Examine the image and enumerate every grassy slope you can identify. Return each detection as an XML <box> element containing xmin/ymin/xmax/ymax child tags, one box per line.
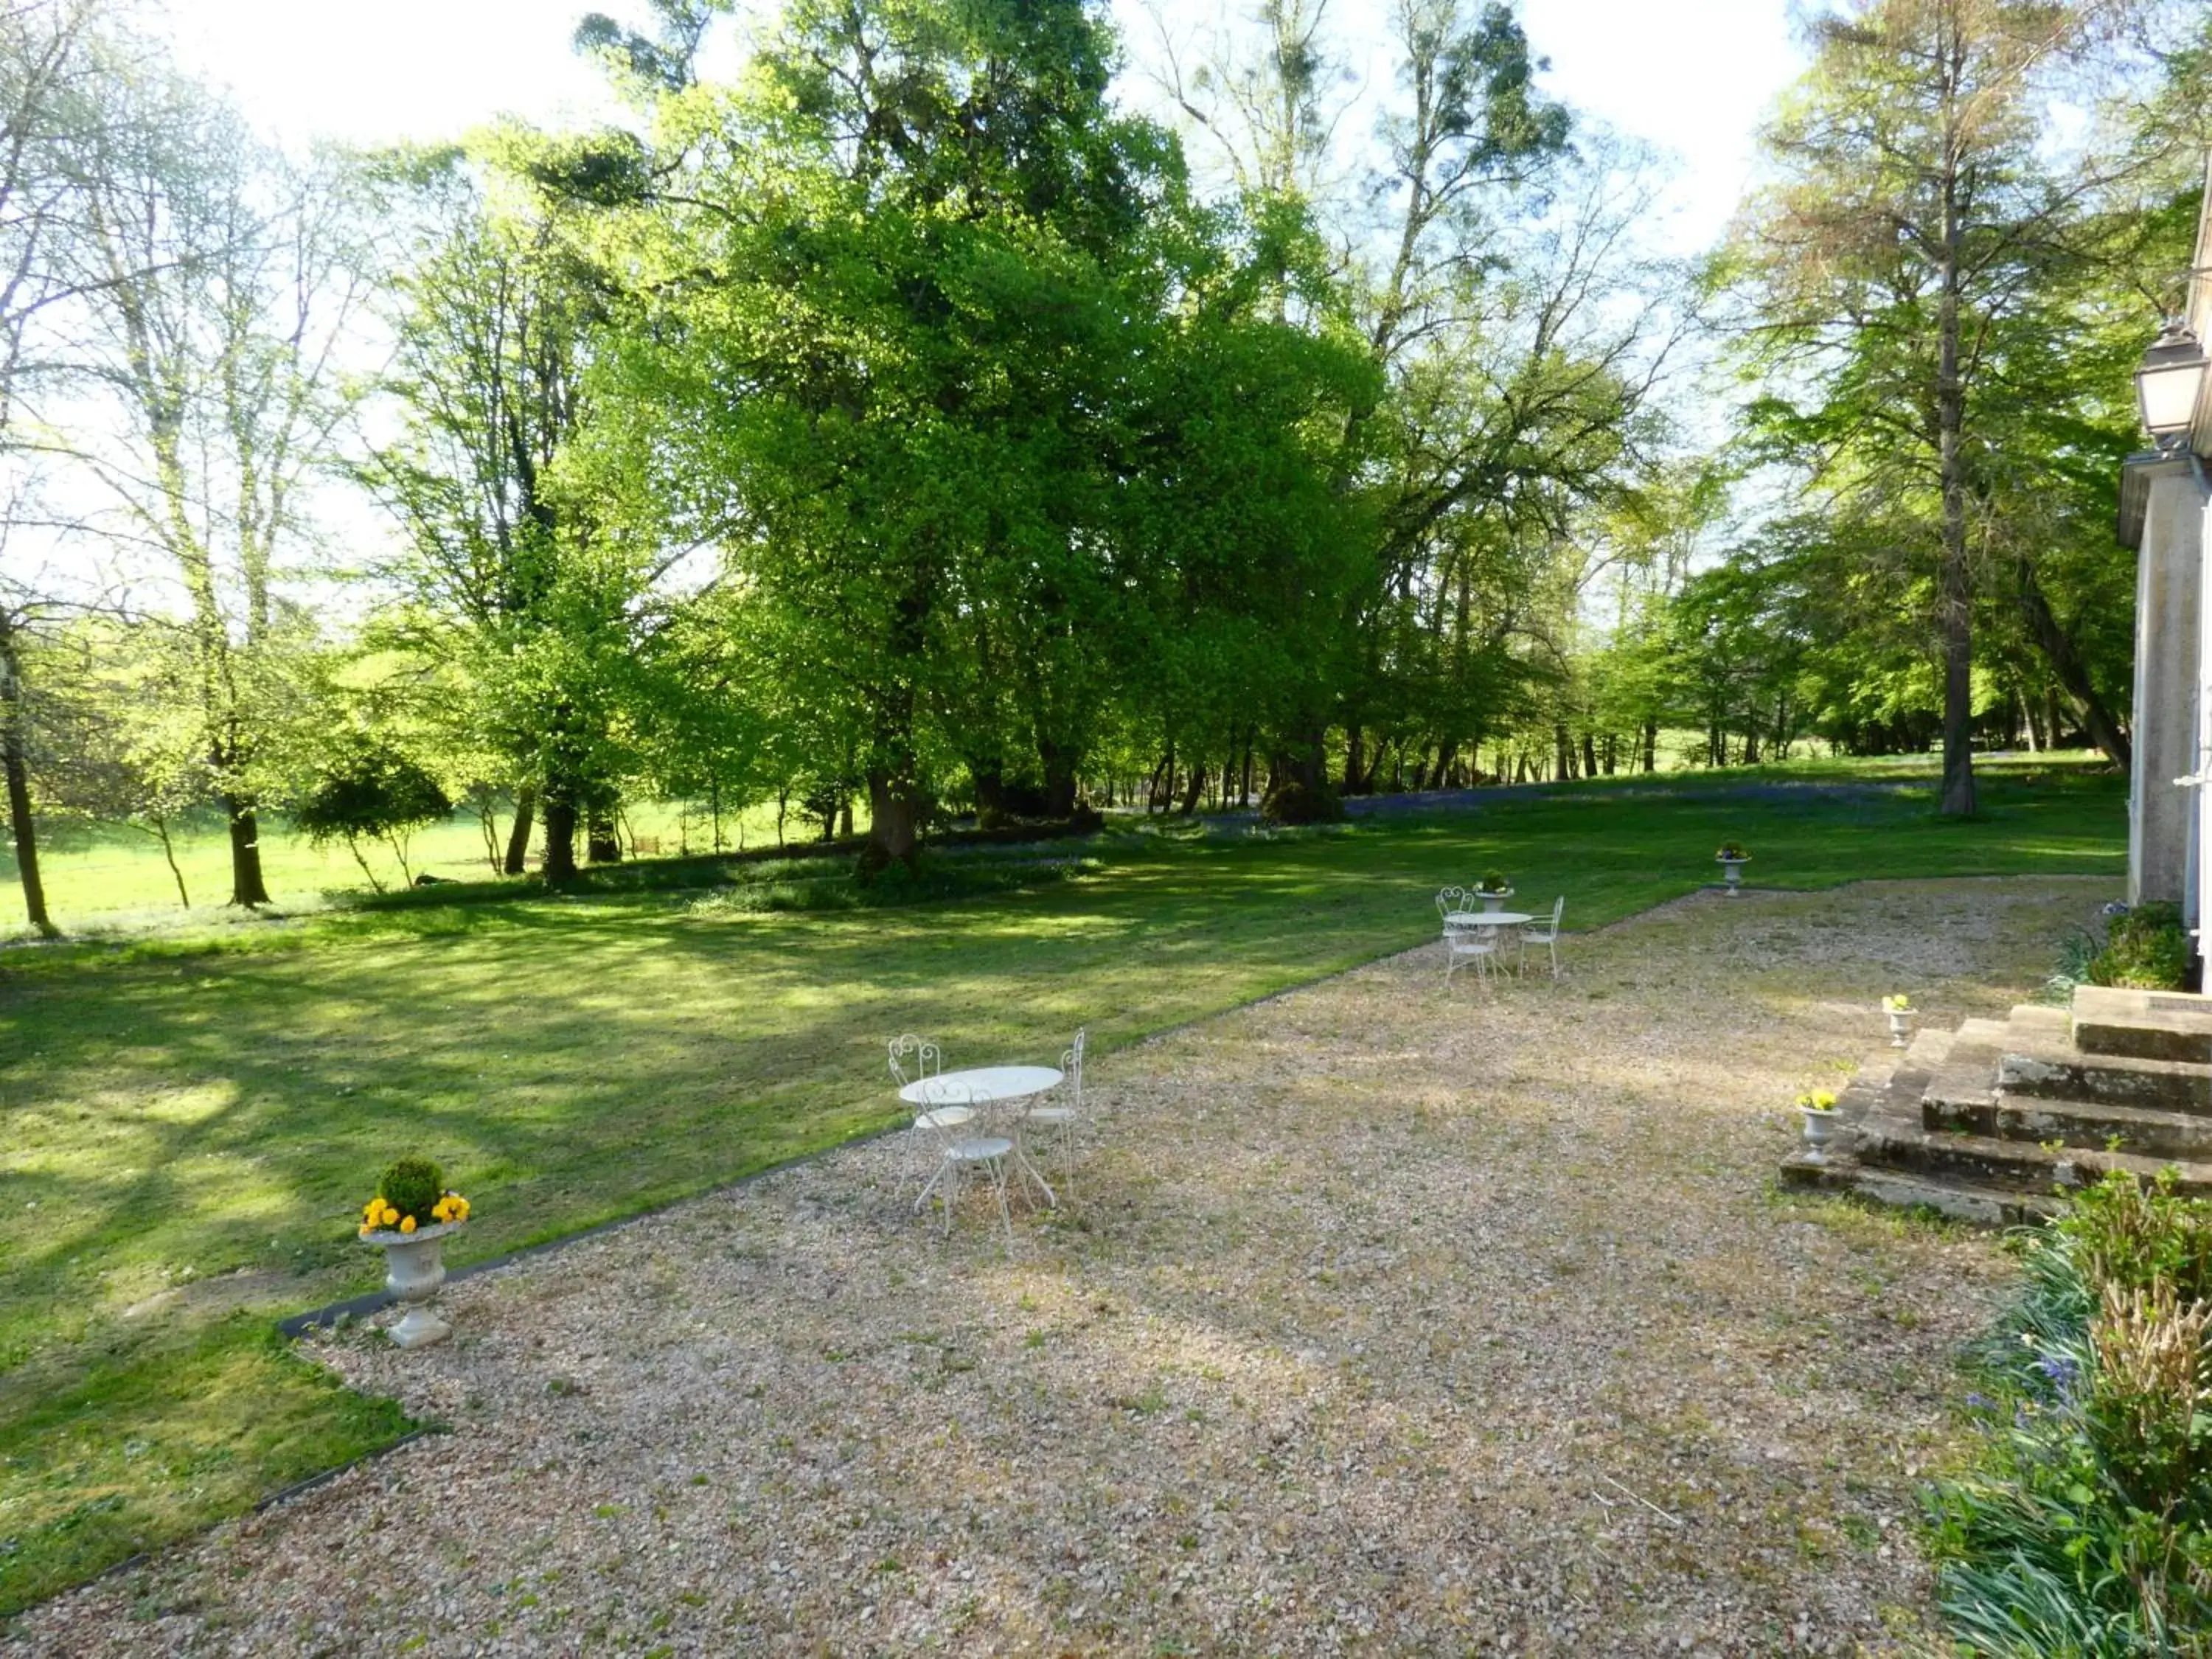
<box><xmin>0</xmin><ymin>762</ymin><xmax>2124</xmax><ymax>1615</ymax></box>
<box><xmin>0</xmin><ymin>796</ymin><xmax>799</xmax><ymax>935</ymax></box>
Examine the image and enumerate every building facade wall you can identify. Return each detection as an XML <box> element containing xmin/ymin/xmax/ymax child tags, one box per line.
<box><xmin>2130</xmin><ymin>459</ymin><xmax>2205</xmax><ymax>915</ymax></box>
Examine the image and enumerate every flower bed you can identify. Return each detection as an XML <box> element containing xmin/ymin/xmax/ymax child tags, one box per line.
<box><xmin>1923</xmin><ymin>1171</ymin><xmax>2212</xmax><ymax>1652</ymax></box>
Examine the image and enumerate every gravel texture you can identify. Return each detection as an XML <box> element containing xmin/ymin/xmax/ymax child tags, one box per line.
<box><xmin>4</xmin><ymin>877</ymin><xmax>2112</xmax><ymax>1656</ymax></box>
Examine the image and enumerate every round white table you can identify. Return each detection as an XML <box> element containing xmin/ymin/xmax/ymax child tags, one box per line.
<box><xmin>900</xmin><ymin>1065</ymin><xmax>1064</xmax><ymax>1208</ymax></box>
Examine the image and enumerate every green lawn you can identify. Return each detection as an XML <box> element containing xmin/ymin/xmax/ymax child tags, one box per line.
<box><xmin>0</xmin><ymin>760</ymin><xmax>2125</xmax><ymax>1615</ymax></box>
<box><xmin>0</xmin><ymin>796</ymin><xmax>804</xmax><ymax>936</ymax></box>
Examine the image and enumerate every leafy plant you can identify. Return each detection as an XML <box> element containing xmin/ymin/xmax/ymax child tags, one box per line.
<box><xmin>2058</xmin><ymin>1169</ymin><xmax>2212</xmax><ymax>1307</ymax></box>
<box><xmin>2093</xmin><ymin>902</ymin><xmax>2190</xmax><ymax>992</ymax></box>
<box><xmin>1717</xmin><ymin>842</ymin><xmax>1748</xmax><ymax>860</ymax></box>
<box><xmin>1475</xmin><ymin>869</ymin><xmax>1510</xmax><ymax>894</ymax></box>
<box><xmin>1927</xmin><ymin>1173</ymin><xmax>2212</xmax><ymax>1653</ymax></box>
<box><xmin>292</xmin><ymin>742</ymin><xmax>453</xmax><ymax>893</ymax></box>
<box><xmin>2053</xmin><ymin>903</ymin><xmax>2191</xmax><ymax>998</ymax></box>
<box><xmin>373</xmin><ymin>1158</ymin><xmax>447</xmax><ymax>1232</ymax></box>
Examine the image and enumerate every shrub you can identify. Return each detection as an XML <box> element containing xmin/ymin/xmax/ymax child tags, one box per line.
<box><xmin>292</xmin><ymin>741</ymin><xmax>453</xmax><ymax>892</ymax></box>
<box><xmin>376</xmin><ymin>1158</ymin><xmax>445</xmax><ymax>1229</ymax></box>
<box><xmin>2093</xmin><ymin>902</ymin><xmax>2191</xmax><ymax>992</ymax></box>
<box><xmin>2059</xmin><ymin>1168</ymin><xmax>2212</xmax><ymax>1307</ymax></box>
<box><xmin>1926</xmin><ymin>1172</ymin><xmax>2212</xmax><ymax>1654</ymax></box>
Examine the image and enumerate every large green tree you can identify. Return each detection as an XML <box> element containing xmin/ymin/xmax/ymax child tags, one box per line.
<box><xmin>1733</xmin><ymin>0</ymin><xmax>2187</xmax><ymax>810</ymax></box>
<box><xmin>56</xmin><ymin>69</ymin><xmax>369</xmax><ymax>903</ymax></box>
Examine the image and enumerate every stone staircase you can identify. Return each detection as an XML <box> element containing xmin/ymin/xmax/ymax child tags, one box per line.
<box><xmin>1781</xmin><ymin>987</ymin><xmax>2212</xmax><ymax>1224</ymax></box>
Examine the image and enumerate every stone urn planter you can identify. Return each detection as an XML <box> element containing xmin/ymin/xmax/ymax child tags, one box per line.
<box><xmin>1795</xmin><ymin>1092</ymin><xmax>1840</xmax><ymax>1159</ymax></box>
<box><xmin>362</xmin><ymin>1221</ymin><xmax>462</xmax><ymax>1348</ymax></box>
<box><xmin>1883</xmin><ymin>997</ymin><xmax>1914</xmax><ymax>1048</ymax></box>
<box><xmin>358</xmin><ymin>1159</ymin><xmax>470</xmax><ymax>1350</ymax></box>
<box><xmin>1716</xmin><ymin>851</ymin><xmax>1750</xmax><ymax>895</ymax></box>
<box><xmin>1474</xmin><ymin>886</ymin><xmax>1514</xmax><ymax>914</ymax></box>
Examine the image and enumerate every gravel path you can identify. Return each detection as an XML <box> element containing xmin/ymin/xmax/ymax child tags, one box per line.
<box><xmin>5</xmin><ymin>877</ymin><xmax>2111</xmax><ymax>1657</ymax></box>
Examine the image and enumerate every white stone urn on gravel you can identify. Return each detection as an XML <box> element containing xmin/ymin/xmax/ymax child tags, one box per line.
<box><xmin>1715</xmin><ymin>849</ymin><xmax>1750</xmax><ymax>896</ymax></box>
<box><xmin>1795</xmin><ymin>1091</ymin><xmax>1840</xmax><ymax>1158</ymax></box>
<box><xmin>361</xmin><ymin>1222</ymin><xmax>462</xmax><ymax>1349</ymax></box>
<box><xmin>1882</xmin><ymin>995</ymin><xmax>1915</xmax><ymax>1048</ymax></box>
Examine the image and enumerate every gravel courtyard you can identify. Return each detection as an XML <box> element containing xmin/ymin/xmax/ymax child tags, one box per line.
<box><xmin>6</xmin><ymin>877</ymin><xmax>2111</xmax><ymax>1657</ymax></box>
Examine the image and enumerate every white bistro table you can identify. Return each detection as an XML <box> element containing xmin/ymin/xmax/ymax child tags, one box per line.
<box><xmin>1442</xmin><ymin>911</ymin><xmax>1533</xmax><ymax>975</ymax></box>
<box><xmin>900</xmin><ymin>1065</ymin><xmax>1064</xmax><ymax>1209</ymax></box>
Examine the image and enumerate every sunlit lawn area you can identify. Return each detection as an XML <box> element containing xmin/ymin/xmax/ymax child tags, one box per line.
<box><xmin>0</xmin><ymin>759</ymin><xmax>2124</xmax><ymax>1615</ymax></box>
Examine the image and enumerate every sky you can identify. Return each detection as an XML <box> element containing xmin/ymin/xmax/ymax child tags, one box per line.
<box><xmin>167</xmin><ymin>0</ymin><xmax>1809</xmax><ymax>255</ymax></box>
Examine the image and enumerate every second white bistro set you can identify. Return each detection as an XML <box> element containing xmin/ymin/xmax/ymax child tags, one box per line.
<box><xmin>1435</xmin><ymin>885</ymin><xmax>1565</xmax><ymax>986</ymax></box>
<box><xmin>886</xmin><ymin>1029</ymin><xmax>1086</xmax><ymax>1248</ymax></box>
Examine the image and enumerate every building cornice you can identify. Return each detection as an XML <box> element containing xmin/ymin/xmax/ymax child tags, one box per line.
<box><xmin>2118</xmin><ymin>450</ymin><xmax>2208</xmax><ymax>549</ymax></box>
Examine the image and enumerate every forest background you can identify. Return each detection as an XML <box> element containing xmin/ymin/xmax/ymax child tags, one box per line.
<box><xmin>2</xmin><ymin>0</ymin><xmax>2209</xmax><ymax>933</ymax></box>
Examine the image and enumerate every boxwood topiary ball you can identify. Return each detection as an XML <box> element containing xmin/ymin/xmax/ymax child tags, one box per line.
<box><xmin>378</xmin><ymin>1157</ymin><xmax>445</xmax><ymax>1227</ymax></box>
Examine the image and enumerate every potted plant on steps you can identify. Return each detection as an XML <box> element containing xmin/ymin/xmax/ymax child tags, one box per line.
<box><xmin>1882</xmin><ymin>994</ymin><xmax>1914</xmax><ymax>1048</ymax></box>
<box><xmin>1473</xmin><ymin>871</ymin><xmax>1514</xmax><ymax>914</ymax></box>
<box><xmin>359</xmin><ymin>1157</ymin><xmax>470</xmax><ymax>1349</ymax></box>
<box><xmin>1795</xmin><ymin>1091</ymin><xmax>1840</xmax><ymax>1157</ymax></box>
<box><xmin>1715</xmin><ymin>844</ymin><xmax>1750</xmax><ymax>895</ymax></box>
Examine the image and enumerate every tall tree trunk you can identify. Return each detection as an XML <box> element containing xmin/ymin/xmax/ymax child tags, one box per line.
<box><xmin>1554</xmin><ymin>723</ymin><xmax>1573</xmax><ymax>782</ymax></box>
<box><xmin>1581</xmin><ymin>731</ymin><xmax>1598</xmax><ymax>779</ymax></box>
<box><xmin>2015</xmin><ymin>556</ymin><xmax>2130</xmax><ymax>771</ymax></box>
<box><xmin>586</xmin><ymin>807</ymin><xmax>622</xmax><ymax>863</ymax></box>
<box><xmin>541</xmin><ymin>786</ymin><xmax>579</xmax><ymax>882</ymax></box>
<box><xmin>1341</xmin><ymin>722</ymin><xmax>1364</xmax><ymax>796</ymax></box>
<box><xmin>1179</xmin><ymin>764</ymin><xmax>1207</xmax><ymax>814</ymax></box>
<box><xmin>225</xmin><ymin>797</ymin><xmax>271</xmax><ymax>907</ymax></box>
<box><xmin>1037</xmin><ymin>737</ymin><xmax>1081</xmax><ymax>818</ymax></box>
<box><xmin>864</xmin><ymin>765</ymin><xmax>925</xmax><ymax>869</ymax></box>
<box><xmin>1642</xmin><ymin>721</ymin><xmax>1658</xmax><ymax>773</ymax></box>
<box><xmin>0</xmin><ymin>624</ymin><xmax>55</xmax><ymax>936</ymax></box>
<box><xmin>146</xmin><ymin>817</ymin><xmax>189</xmax><ymax>907</ymax></box>
<box><xmin>1934</xmin><ymin>78</ymin><xmax>1977</xmax><ymax>816</ymax></box>
<box><xmin>503</xmin><ymin>785</ymin><xmax>536</xmax><ymax>875</ymax></box>
<box><xmin>2</xmin><ymin>726</ymin><xmax>52</xmax><ymax>937</ymax></box>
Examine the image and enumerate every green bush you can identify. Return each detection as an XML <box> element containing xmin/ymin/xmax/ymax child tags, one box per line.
<box><xmin>376</xmin><ymin>1157</ymin><xmax>445</xmax><ymax>1228</ymax></box>
<box><xmin>2092</xmin><ymin>902</ymin><xmax>2191</xmax><ymax>991</ymax></box>
<box><xmin>1926</xmin><ymin>1173</ymin><xmax>2212</xmax><ymax>1655</ymax></box>
<box><xmin>2057</xmin><ymin>1167</ymin><xmax>2212</xmax><ymax>1307</ymax></box>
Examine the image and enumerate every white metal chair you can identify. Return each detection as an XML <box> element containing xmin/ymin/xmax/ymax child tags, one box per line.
<box><xmin>1020</xmin><ymin>1027</ymin><xmax>1085</xmax><ymax>1196</ymax></box>
<box><xmin>1517</xmin><ymin>896</ymin><xmax>1565</xmax><ymax>979</ymax></box>
<box><xmin>914</xmin><ymin>1079</ymin><xmax>1015</xmax><ymax>1249</ymax></box>
<box><xmin>889</xmin><ymin>1034</ymin><xmax>966</xmax><ymax>1189</ymax></box>
<box><xmin>1442</xmin><ymin>922</ymin><xmax>1498</xmax><ymax>987</ymax></box>
<box><xmin>1434</xmin><ymin>886</ymin><xmax>1473</xmax><ymax>925</ymax></box>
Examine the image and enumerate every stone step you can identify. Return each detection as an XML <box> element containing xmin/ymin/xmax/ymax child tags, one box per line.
<box><xmin>1846</xmin><ymin>1166</ymin><xmax>2062</xmax><ymax>1225</ymax></box>
<box><xmin>1927</xmin><ymin>1094</ymin><xmax>2212</xmax><ymax>1161</ymax></box>
<box><xmin>1778</xmin><ymin>1149</ymin><xmax>2059</xmax><ymax>1225</ymax></box>
<box><xmin>2073</xmin><ymin>986</ymin><xmax>2212</xmax><ymax>1064</ymax></box>
<box><xmin>1855</xmin><ymin>1114</ymin><xmax>2212</xmax><ymax>1197</ymax></box>
<box><xmin>1995</xmin><ymin>1049</ymin><xmax>2212</xmax><ymax>1116</ymax></box>
<box><xmin>2004</xmin><ymin>1003</ymin><xmax>2075</xmax><ymax>1038</ymax></box>
<box><xmin>1921</xmin><ymin>1037</ymin><xmax>2006</xmax><ymax>1113</ymax></box>
<box><xmin>1902</xmin><ymin>1026</ymin><xmax>1956</xmax><ymax>1069</ymax></box>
